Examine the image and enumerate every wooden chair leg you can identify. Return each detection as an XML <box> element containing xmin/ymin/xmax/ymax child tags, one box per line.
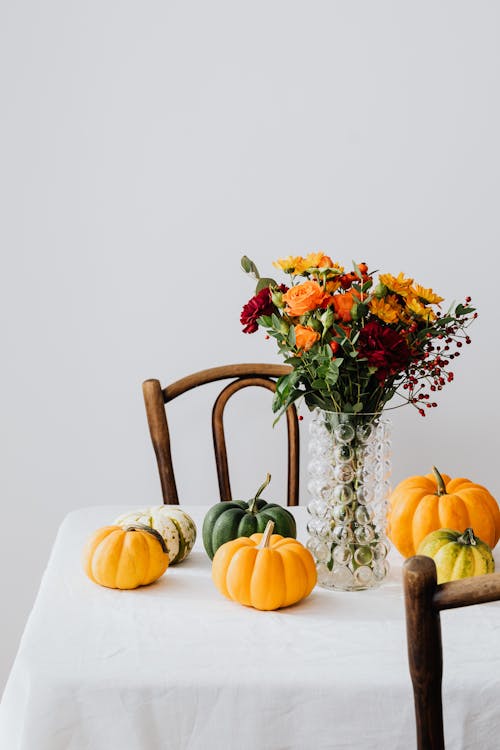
<box><xmin>403</xmin><ymin>556</ymin><xmax>445</xmax><ymax>750</ymax></box>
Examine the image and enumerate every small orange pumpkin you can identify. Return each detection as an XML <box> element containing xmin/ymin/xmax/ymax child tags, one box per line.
<box><xmin>388</xmin><ymin>467</ymin><xmax>500</xmax><ymax>558</ymax></box>
<box><xmin>83</xmin><ymin>523</ymin><xmax>169</xmax><ymax>589</ymax></box>
<box><xmin>212</xmin><ymin>520</ymin><xmax>317</xmax><ymax>610</ymax></box>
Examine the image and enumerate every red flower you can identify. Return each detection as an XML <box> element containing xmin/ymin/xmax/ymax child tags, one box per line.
<box><xmin>240</xmin><ymin>285</ymin><xmax>288</xmax><ymax>334</ymax></box>
<box><xmin>357</xmin><ymin>320</ymin><xmax>411</xmax><ymax>383</ymax></box>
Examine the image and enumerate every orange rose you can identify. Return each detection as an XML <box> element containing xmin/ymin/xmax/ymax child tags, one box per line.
<box><xmin>294</xmin><ymin>325</ymin><xmax>320</xmax><ymax>351</ymax></box>
<box><xmin>332</xmin><ymin>292</ymin><xmax>355</xmax><ymax>322</ymax></box>
<box><xmin>282</xmin><ymin>281</ymin><xmax>328</xmax><ymax>316</ymax></box>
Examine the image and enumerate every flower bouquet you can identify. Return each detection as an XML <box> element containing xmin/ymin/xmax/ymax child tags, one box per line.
<box><xmin>240</xmin><ymin>252</ymin><xmax>476</xmax><ymax>590</ymax></box>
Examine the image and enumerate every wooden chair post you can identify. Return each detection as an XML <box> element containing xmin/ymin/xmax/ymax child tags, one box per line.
<box><xmin>142</xmin><ymin>365</ymin><xmax>299</xmax><ymax>506</ymax></box>
<box><xmin>403</xmin><ymin>556</ymin><xmax>445</xmax><ymax>750</ymax></box>
<box><xmin>142</xmin><ymin>379</ymin><xmax>179</xmax><ymax>504</ymax></box>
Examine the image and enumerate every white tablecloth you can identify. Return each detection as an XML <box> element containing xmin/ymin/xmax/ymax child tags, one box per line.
<box><xmin>1</xmin><ymin>505</ymin><xmax>500</xmax><ymax>750</ymax></box>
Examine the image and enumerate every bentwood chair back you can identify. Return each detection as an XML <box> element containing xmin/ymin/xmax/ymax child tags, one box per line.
<box><xmin>403</xmin><ymin>555</ymin><xmax>500</xmax><ymax>749</ymax></box>
<box><xmin>142</xmin><ymin>363</ymin><xmax>299</xmax><ymax>505</ymax></box>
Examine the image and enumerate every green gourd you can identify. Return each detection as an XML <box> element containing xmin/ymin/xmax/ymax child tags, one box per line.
<box><xmin>417</xmin><ymin>527</ymin><xmax>495</xmax><ymax>584</ymax></box>
<box><xmin>202</xmin><ymin>474</ymin><xmax>297</xmax><ymax>560</ymax></box>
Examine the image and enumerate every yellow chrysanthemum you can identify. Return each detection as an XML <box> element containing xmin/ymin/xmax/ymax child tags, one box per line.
<box><xmin>379</xmin><ymin>272</ymin><xmax>414</xmax><ymax>297</ymax></box>
<box><xmin>273</xmin><ymin>256</ymin><xmax>304</xmax><ymax>275</ymax></box>
<box><xmin>302</xmin><ymin>252</ymin><xmax>343</xmax><ymax>272</ymax></box>
<box><xmin>369</xmin><ymin>295</ymin><xmax>403</xmax><ymax>325</ymax></box>
<box><xmin>411</xmin><ymin>283</ymin><xmax>444</xmax><ymax>305</ymax></box>
<box><xmin>302</xmin><ymin>252</ymin><xmax>327</xmax><ymax>269</ymax></box>
<box><xmin>406</xmin><ymin>296</ymin><xmax>436</xmax><ymax>321</ymax></box>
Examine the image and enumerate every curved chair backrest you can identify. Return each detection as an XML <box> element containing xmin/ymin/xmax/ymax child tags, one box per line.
<box><xmin>142</xmin><ymin>363</ymin><xmax>299</xmax><ymax>505</ymax></box>
<box><xmin>403</xmin><ymin>555</ymin><xmax>500</xmax><ymax>749</ymax></box>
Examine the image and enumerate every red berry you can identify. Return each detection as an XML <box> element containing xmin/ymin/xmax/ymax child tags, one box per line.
<box><xmin>329</xmin><ymin>341</ymin><xmax>340</xmax><ymax>354</ymax></box>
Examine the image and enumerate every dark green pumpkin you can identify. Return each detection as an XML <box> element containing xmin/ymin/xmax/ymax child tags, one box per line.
<box><xmin>202</xmin><ymin>474</ymin><xmax>297</xmax><ymax>559</ymax></box>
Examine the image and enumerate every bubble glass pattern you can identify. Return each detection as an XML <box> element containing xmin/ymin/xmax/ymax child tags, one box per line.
<box><xmin>307</xmin><ymin>409</ymin><xmax>391</xmax><ymax>591</ymax></box>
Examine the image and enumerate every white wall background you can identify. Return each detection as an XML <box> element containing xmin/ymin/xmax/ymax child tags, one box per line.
<box><xmin>1</xmin><ymin>0</ymin><xmax>498</xmax><ymax>694</ymax></box>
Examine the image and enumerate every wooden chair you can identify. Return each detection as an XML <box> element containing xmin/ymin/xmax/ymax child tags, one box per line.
<box><xmin>403</xmin><ymin>555</ymin><xmax>500</xmax><ymax>749</ymax></box>
<box><xmin>142</xmin><ymin>363</ymin><xmax>299</xmax><ymax>505</ymax></box>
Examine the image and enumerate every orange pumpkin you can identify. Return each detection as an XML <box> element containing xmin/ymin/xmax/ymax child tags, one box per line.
<box><xmin>388</xmin><ymin>467</ymin><xmax>500</xmax><ymax>557</ymax></box>
<box><xmin>212</xmin><ymin>521</ymin><xmax>317</xmax><ymax>610</ymax></box>
<box><xmin>83</xmin><ymin>523</ymin><xmax>169</xmax><ymax>589</ymax></box>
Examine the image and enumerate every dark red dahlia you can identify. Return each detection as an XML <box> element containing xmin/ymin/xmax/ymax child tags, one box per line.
<box><xmin>240</xmin><ymin>285</ymin><xmax>288</xmax><ymax>333</ymax></box>
<box><xmin>357</xmin><ymin>320</ymin><xmax>411</xmax><ymax>383</ymax></box>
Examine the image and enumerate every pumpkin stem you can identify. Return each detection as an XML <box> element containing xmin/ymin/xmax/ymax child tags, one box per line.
<box><xmin>248</xmin><ymin>473</ymin><xmax>272</xmax><ymax>513</ymax></box>
<box><xmin>457</xmin><ymin>527</ymin><xmax>477</xmax><ymax>547</ymax></box>
<box><xmin>260</xmin><ymin>520</ymin><xmax>275</xmax><ymax>549</ymax></box>
<box><xmin>125</xmin><ymin>524</ymin><xmax>168</xmax><ymax>554</ymax></box>
<box><xmin>432</xmin><ymin>466</ymin><xmax>447</xmax><ymax>496</ymax></box>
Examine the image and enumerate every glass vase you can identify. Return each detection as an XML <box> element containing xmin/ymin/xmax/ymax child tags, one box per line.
<box><xmin>306</xmin><ymin>409</ymin><xmax>392</xmax><ymax>591</ymax></box>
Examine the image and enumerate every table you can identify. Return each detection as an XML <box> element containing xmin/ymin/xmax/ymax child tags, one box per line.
<box><xmin>1</xmin><ymin>506</ymin><xmax>500</xmax><ymax>750</ymax></box>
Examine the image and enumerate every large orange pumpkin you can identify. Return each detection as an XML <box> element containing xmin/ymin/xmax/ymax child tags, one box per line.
<box><xmin>388</xmin><ymin>467</ymin><xmax>500</xmax><ymax>557</ymax></box>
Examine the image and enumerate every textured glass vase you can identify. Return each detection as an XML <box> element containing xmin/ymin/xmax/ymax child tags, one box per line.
<box><xmin>306</xmin><ymin>409</ymin><xmax>392</xmax><ymax>591</ymax></box>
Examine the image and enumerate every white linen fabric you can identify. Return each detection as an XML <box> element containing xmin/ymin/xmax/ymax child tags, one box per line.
<box><xmin>1</xmin><ymin>505</ymin><xmax>500</xmax><ymax>750</ymax></box>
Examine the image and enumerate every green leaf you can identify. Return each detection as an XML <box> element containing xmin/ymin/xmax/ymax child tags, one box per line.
<box><xmin>355</xmin><ymin>302</ymin><xmax>369</xmax><ymax>319</ymax></box>
<box><xmin>311</xmin><ymin>379</ymin><xmax>327</xmax><ymax>390</ymax></box>
<box><xmin>455</xmin><ymin>304</ymin><xmax>476</xmax><ymax>316</ymax></box>
<box><xmin>362</xmin><ymin>279</ymin><xmax>373</xmax><ymax>293</ymax></box>
<box><xmin>241</xmin><ymin>255</ymin><xmax>260</xmax><ymax>279</ymax></box>
<box><xmin>320</xmin><ymin>307</ymin><xmax>334</xmax><ymax>329</ymax></box>
<box><xmin>352</xmin><ymin>402</ymin><xmax>364</xmax><ymax>413</ymax></box>
<box><xmin>271</xmin><ymin>313</ymin><xmax>282</xmax><ymax>330</ymax></box>
<box><xmin>275</xmin><ymin>373</ymin><xmax>291</xmax><ymax>397</ymax></box>
<box><xmin>352</xmin><ymin>260</ymin><xmax>363</xmax><ymax>280</ymax></box>
<box><xmin>271</xmin><ymin>388</ymin><xmax>303</xmax><ymax>425</ymax></box>
<box><xmin>287</xmin><ymin>326</ymin><xmax>296</xmax><ymax>346</ymax></box>
<box><xmin>304</xmin><ymin>391</ymin><xmax>329</xmax><ymax>409</ymax></box>
<box><xmin>325</xmin><ymin>362</ymin><xmax>341</xmax><ymax>386</ymax></box>
<box><xmin>256</xmin><ymin>277</ymin><xmax>277</xmax><ymax>293</ymax></box>
<box><xmin>240</xmin><ymin>255</ymin><xmax>252</xmax><ymax>273</ymax></box>
<box><xmin>284</xmin><ymin>356</ymin><xmax>302</xmax><ymax>366</ymax></box>
<box><xmin>257</xmin><ymin>315</ymin><xmax>273</xmax><ymax>328</ymax></box>
<box><xmin>271</xmin><ymin>391</ymin><xmax>282</xmax><ymax>413</ymax></box>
